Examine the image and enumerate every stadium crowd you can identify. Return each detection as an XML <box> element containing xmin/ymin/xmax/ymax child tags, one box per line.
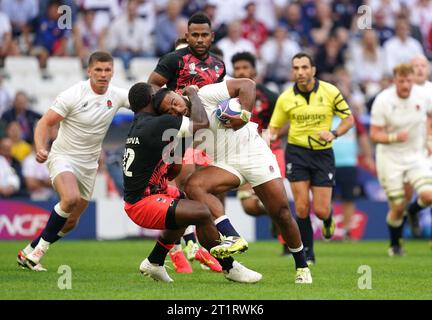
<box><xmin>0</xmin><ymin>0</ymin><xmax>431</xmax><ymax>212</ymax></box>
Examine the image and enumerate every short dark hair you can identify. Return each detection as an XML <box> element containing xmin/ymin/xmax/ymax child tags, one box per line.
<box><xmin>88</xmin><ymin>51</ymin><xmax>113</xmax><ymax>67</ymax></box>
<box><xmin>188</xmin><ymin>12</ymin><xmax>211</xmax><ymax>28</ymax></box>
<box><xmin>231</xmin><ymin>51</ymin><xmax>256</xmax><ymax>69</ymax></box>
<box><xmin>128</xmin><ymin>82</ymin><xmax>153</xmax><ymax>113</ymax></box>
<box><xmin>152</xmin><ymin>88</ymin><xmax>171</xmax><ymax>115</ymax></box>
<box><xmin>292</xmin><ymin>52</ymin><xmax>315</xmax><ymax>67</ymax></box>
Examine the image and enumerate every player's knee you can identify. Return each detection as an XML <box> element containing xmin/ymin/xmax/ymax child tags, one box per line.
<box><xmin>61</xmin><ymin>195</ymin><xmax>81</xmax><ymax>212</ymax></box>
<box><xmin>184</xmin><ymin>177</ymin><xmax>204</xmax><ymax>199</ymax></box>
<box><xmin>241</xmin><ymin>200</ymin><xmax>262</xmax><ymax>216</ymax></box>
<box><xmin>295</xmin><ymin>203</ymin><xmax>309</xmax><ymax>217</ymax></box>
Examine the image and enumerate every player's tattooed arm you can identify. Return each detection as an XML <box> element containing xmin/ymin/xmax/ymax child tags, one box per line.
<box><xmin>183</xmin><ymin>85</ymin><xmax>209</xmax><ymax>132</ymax></box>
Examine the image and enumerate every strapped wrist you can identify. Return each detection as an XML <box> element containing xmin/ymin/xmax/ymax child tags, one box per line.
<box><xmin>388</xmin><ymin>133</ymin><xmax>398</xmax><ymax>143</ymax></box>
<box><xmin>240</xmin><ymin>110</ymin><xmax>251</xmax><ymax>123</ymax></box>
<box><xmin>330</xmin><ymin>130</ymin><xmax>339</xmax><ymax>139</ymax></box>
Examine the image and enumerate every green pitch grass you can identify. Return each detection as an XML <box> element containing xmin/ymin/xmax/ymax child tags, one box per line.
<box><xmin>0</xmin><ymin>240</ymin><xmax>431</xmax><ymax>300</ymax></box>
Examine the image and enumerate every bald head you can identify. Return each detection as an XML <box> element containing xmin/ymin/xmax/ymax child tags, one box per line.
<box><xmin>411</xmin><ymin>54</ymin><xmax>431</xmax><ymax>85</ymax></box>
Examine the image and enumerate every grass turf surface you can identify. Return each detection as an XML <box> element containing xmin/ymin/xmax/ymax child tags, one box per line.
<box><xmin>0</xmin><ymin>240</ymin><xmax>431</xmax><ymax>300</ymax></box>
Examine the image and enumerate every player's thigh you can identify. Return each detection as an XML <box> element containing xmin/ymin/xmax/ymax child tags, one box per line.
<box><xmin>406</xmin><ymin>160</ymin><xmax>432</xmax><ymax>203</ymax></box>
<box><xmin>186</xmin><ymin>165</ymin><xmax>241</xmax><ymax>195</ymax></box>
<box><xmin>175</xmin><ymin>164</ymin><xmax>196</xmax><ymax>190</ymax></box>
<box><xmin>174</xmin><ymin>199</ymin><xmax>212</xmax><ymax>226</ymax></box>
<box><xmin>376</xmin><ymin>155</ymin><xmax>405</xmax><ymax>203</ymax></box>
<box><xmin>52</xmin><ymin>171</ymin><xmax>81</xmax><ymax>203</ymax></box>
<box><xmin>253</xmin><ymin>177</ymin><xmax>290</xmax><ymax>216</ymax></box>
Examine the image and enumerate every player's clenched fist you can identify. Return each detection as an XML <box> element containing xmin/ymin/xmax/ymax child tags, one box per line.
<box><xmin>36</xmin><ymin>149</ymin><xmax>49</xmax><ymax>163</ymax></box>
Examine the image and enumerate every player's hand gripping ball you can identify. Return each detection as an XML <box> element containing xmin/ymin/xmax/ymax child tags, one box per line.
<box><xmin>216</xmin><ymin>98</ymin><xmax>242</xmax><ymax>124</ymax></box>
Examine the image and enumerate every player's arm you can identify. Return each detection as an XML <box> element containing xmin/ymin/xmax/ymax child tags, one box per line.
<box><xmin>147</xmin><ymin>71</ymin><xmax>168</xmax><ymax>89</ymax></box>
<box><xmin>183</xmin><ymin>85</ymin><xmax>209</xmax><ymax>133</ymax></box>
<box><xmin>223</xmin><ymin>78</ymin><xmax>256</xmax><ymax>130</ymax></box>
<box><xmin>34</xmin><ymin>110</ymin><xmax>64</xmax><ymax>163</ymax></box>
<box><xmin>369</xmin><ymin>125</ymin><xmax>408</xmax><ymax>144</ymax></box>
<box><xmin>320</xmin><ymin>114</ymin><xmax>354</xmax><ymax>142</ymax></box>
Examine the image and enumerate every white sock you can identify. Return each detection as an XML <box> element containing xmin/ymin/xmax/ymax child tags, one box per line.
<box><xmin>23</xmin><ymin>244</ymin><xmax>34</xmax><ymax>255</ymax></box>
<box><xmin>36</xmin><ymin>238</ymin><xmax>51</xmax><ymax>253</ymax></box>
<box><xmin>171</xmin><ymin>244</ymin><xmax>182</xmax><ymax>252</ymax></box>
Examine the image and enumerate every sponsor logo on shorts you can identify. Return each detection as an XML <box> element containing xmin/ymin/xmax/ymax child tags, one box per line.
<box><xmin>287</xmin><ymin>163</ymin><xmax>292</xmax><ymax>175</ymax></box>
<box><xmin>328</xmin><ymin>173</ymin><xmax>334</xmax><ymax>180</ymax></box>
<box><xmin>156</xmin><ymin>198</ymin><xmax>167</xmax><ymax>203</ymax></box>
<box><xmin>269</xmin><ymin>165</ymin><xmax>274</xmax><ymax>173</ymax></box>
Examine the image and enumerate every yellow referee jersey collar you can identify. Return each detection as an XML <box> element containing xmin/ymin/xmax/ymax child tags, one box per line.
<box><xmin>293</xmin><ymin>79</ymin><xmax>320</xmax><ymax>95</ymax></box>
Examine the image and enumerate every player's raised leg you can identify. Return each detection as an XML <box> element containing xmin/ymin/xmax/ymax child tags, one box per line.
<box><xmin>185</xmin><ymin>166</ymin><xmax>249</xmax><ymax>257</ymax></box>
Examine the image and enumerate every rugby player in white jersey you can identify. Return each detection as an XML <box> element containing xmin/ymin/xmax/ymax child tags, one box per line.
<box><xmin>17</xmin><ymin>51</ymin><xmax>129</xmax><ymax>271</ymax></box>
<box><xmin>370</xmin><ymin>63</ymin><xmax>432</xmax><ymax>256</ymax></box>
<box><xmin>406</xmin><ymin>55</ymin><xmax>432</xmax><ymax>238</ymax></box>
<box><xmin>153</xmin><ymin>79</ymin><xmax>312</xmax><ymax>284</ymax></box>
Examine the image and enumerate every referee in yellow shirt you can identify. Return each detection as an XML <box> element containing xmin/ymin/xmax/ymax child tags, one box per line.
<box><xmin>269</xmin><ymin>52</ymin><xmax>354</xmax><ymax>265</ymax></box>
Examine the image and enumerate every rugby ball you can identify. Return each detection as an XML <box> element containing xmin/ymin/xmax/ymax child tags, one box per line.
<box><xmin>216</xmin><ymin>98</ymin><xmax>242</xmax><ymax>123</ymax></box>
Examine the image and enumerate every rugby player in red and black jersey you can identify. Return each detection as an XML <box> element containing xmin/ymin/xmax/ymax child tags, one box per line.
<box><xmin>122</xmin><ymin>83</ymin><xmax>261</xmax><ymax>283</ymax></box>
<box><xmin>231</xmin><ymin>51</ymin><xmax>291</xmax><ymax>255</ymax></box>
<box><xmin>148</xmin><ymin>12</ymin><xmax>228</xmax><ymax>272</ymax></box>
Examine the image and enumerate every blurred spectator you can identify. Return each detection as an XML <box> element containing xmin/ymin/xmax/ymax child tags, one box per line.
<box><xmin>22</xmin><ymin>146</ymin><xmax>55</xmax><ymax>200</ymax></box>
<box><xmin>0</xmin><ymin>10</ymin><xmax>12</xmax><ymax>68</ymax></box>
<box><xmin>369</xmin><ymin>0</ymin><xmax>401</xmax><ymax>28</ymax></box>
<box><xmin>137</xmin><ymin>0</ymin><xmax>156</xmax><ymax>33</ymax></box>
<box><xmin>79</xmin><ymin>0</ymin><xmax>121</xmax><ymax>34</ymax></box>
<box><xmin>29</xmin><ymin>0</ymin><xmax>71</xmax><ymax>78</ymax></box>
<box><xmin>207</xmin><ymin>0</ymin><xmax>248</xmax><ymax>28</ymax></box>
<box><xmin>106</xmin><ymin>0</ymin><xmax>154</xmax><ymax>76</ymax></box>
<box><xmin>309</xmin><ymin>1</ymin><xmax>334</xmax><ymax>46</ymax></box>
<box><xmin>217</xmin><ymin>21</ymin><xmax>256</xmax><ymax>75</ymax></box>
<box><xmin>1</xmin><ymin>91</ymin><xmax>41</xmax><ymax>144</ymax></box>
<box><xmin>253</xmin><ymin>0</ymin><xmax>286</xmax><ymax>32</ymax></box>
<box><xmin>411</xmin><ymin>54</ymin><xmax>432</xmax><ymax>89</ymax></box>
<box><xmin>278</xmin><ymin>2</ymin><xmax>312</xmax><ymax>48</ymax></box>
<box><xmin>261</xmin><ymin>25</ymin><xmax>300</xmax><ymax>88</ymax></box>
<box><xmin>0</xmin><ymin>75</ymin><xmax>12</xmax><ymax>117</ymax></box>
<box><xmin>181</xmin><ymin>0</ymin><xmax>207</xmax><ymax>18</ymax></box>
<box><xmin>203</xmin><ymin>2</ymin><xmax>227</xmax><ymax>42</ymax></box>
<box><xmin>105</xmin><ymin>148</ymin><xmax>124</xmax><ymax>196</ymax></box>
<box><xmin>0</xmin><ymin>137</ymin><xmax>26</xmax><ymax>197</ymax></box>
<box><xmin>372</xmin><ymin>9</ymin><xmax>395</xmax><ymax>46</ymax></box>
<box><xmin>154</xmin><ymin>0</ymin><xmax>185</xmax><ymax>56</ymax></box>
<box><xmin>383</xmin><ymin>17</ymin><xmax>424</xmax><ymax>75</ymax></box>
<box><xmin>6</xmin><ymin>121</ymin><xmax>32</xmax><ymax>162</ymax></box>
<box><xmin>0</xmin><ymin>150</ymin><xmax>20</xmax><ymax>198</ymax></box>
<box><xmin>408</xmin><ymin>0</ymin><xmax>432</xmax><ymax>47</ymax></box>
<box><xmin>347</xmin><ymin>29</ymin><xmax>386</xmax><ymax>95</ymax></box>
<box><xmin>0</xmin><ymin>0</ymin><xmax>38</xmax><ymax>54</ymax></box>
<box><xmin>315</xmin><ymin>34</ymin><xmax>346</xmax><ymax>82</ymax></box>
<box><xmin>240</xmin><ymin>1</ymin><xmax>268</xmax><ymax>53</ymax></box>
<box><xmin>332</xmin><ymin>0</ymin><xmax>362</xmax><ymax>30</ymax></box>
<box><xmin>74</xmin><ymin>9</ymin><xmax>107</xmax><ymax>68</ymax></box>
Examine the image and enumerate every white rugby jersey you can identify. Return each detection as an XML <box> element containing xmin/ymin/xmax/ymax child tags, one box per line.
<box><xmin>196</xmin><ymin>81</ymin><xmax>259</xmax><ymax>162</ymax></box>
<box><xmin>371</xmin><ymin>85</ymin><xmax>432</xmax><ymax>161</ymax></box>
<box><xmin>50</xmin><ymin>80</ymin><xmax>129</xmax><ymax>160</ymax></box>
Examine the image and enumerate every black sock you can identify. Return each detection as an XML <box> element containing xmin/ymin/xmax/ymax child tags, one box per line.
<box><xmin>183</xmin><ymin>232</ymin><xmax>197</xmax><ymax>244</ymax></box>
<box><xmin>296</xmin><ymin>216</ymin><xmax>314</xmax><ymax>258</ymax></box>
<box><xmin>40</xmin><ymin>207</ymin><xmax>67</xmax><ymax>243</ymax></box>
<box><xmin>174</xmin><ymin>239</ymin><xmax>181</xmax><ymax>245</ymax></box>
<box><xmin>323</xmin><ymin>209</ymin><xmax>333</xmax><ymax>228</ymax></box>
<box><xmin>216</xmin><ymin>257</ymin><xmax>234</xmax><ymax>271</ymax></box>
<box><xmin>289</xmin><ymin>247</ymin><xmax>308</xmax><ymax>269</ymax></box>
<box><xmin>407</xmin><ymin>198</ymin><xmax>425</xmax><ymax>217</ymax></box>
<box><xmin>216</xmin><ymin>217</ymin><xmax>240</xmax><ymax>237</ymax></box>
<box><xmin>148</xmin><ymin>238</ymin><xmax>173</xmax><ymax>266</ymax></box>
<box><xmin>388</xmin><ymin>222</ymin><xmax>403</xmax><ymax>247</ymax></box>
